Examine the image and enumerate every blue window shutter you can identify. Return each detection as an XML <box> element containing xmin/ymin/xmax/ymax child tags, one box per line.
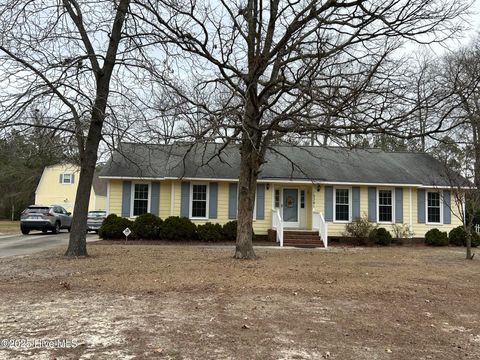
<box><xmin>151</xmin><ymin>182</ymin><xmax>160</xmax><ymax>216</ymax></box>
<box><xmin>180</xmin><ymin>182</ymin><xmax>190</xmax><ymax>218</ymax></box>
<box><xmin>256</xmin><ymin>184</ymin><xmax>265</xmax><ymax>220</ymax></box>
<box><xmin>324</xmin><ymin>186</ymin><xmax>333</xmax><ymax>221</ymax></box>
<box><xmin>71</xmin><ymin>174</ymin><xmax>75</xmax><ymax>184</ymax></box>
<box><xmin>395</xmin><ymin>188</ymin><xmax>403</xmax><ymax>224</ymax></box>
<box><xmin>228</xmin><ymin>183</ymin><xmax>238</xmax><ymax>219</ymax></box>
<box><xmin>368</xmin><ymin>187</ymin><xmax>376</xmax><ymax>222</ymax></box>
<box><xmin>352</xmin><ymin>187</ymin><xmax>360</xmax><ymax>220</ymax></box>
<box><xmin>417</xmin><ymin>189</ymin><xmax>425</xmax><ymax>224</ymax></box>
<box><xmin>209</xmin><ymin>182</ymin><xmax>218</xmax><ymax>219</ymax></box>
<box><xmin>59</xmin><ymin>174</ymin><xmax>63</xmax><ymax>183</ymax></box>
<box><xmin>121</xmin><ymin>181</ymin><xmax>132</xmax><ymax>217</ymax></box>
<box><xmin>443</xmin><ymin>190</ymin><xmax>451</xmax><ymax>224</ymax></box>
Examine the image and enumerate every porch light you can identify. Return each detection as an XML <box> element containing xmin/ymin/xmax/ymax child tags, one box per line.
<box><xmin>266</xmin><ymin>183</ymin><xmax>270</xmax><ymax>190</ymax></box>
<box><xmin>316</xmin><ymin>185</ymin><xmax>321</xmax><ymax>192</ymax></box>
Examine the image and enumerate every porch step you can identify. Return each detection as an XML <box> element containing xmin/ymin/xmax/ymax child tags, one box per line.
<box><xmin>283</xmin><ymin>231</ymin><xmax>324</xmax><ymax>248</ymax></box>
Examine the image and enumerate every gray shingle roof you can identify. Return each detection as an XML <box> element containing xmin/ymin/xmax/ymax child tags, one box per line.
<box><xmin>99</xmin><ymin>142</ymin><xmax>467</xmax><ymax>187</ymax></box>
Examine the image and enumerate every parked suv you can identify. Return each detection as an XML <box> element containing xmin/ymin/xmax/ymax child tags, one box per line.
<box><xmin>20</xmin><ymin>205</ymin><xmax>72</xmax><ymax>235</ymax></box>
<box><xmin>87</xmin><ymin>210</ymin><xmax>107</xmax><ymax>233</ymax></box>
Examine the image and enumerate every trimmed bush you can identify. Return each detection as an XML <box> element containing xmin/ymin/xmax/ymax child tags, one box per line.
<box><xmin>197</xmin><ymin>222</ymin><xmax>224</xmax><ymax>242</ymax></box>
<box><xmin>425</xmin><ymin>228</ymin><xmax>449</xmax><ymax>246</ymax></box>
<box><xmin>449</xmin><ymin>226</ymin><xmax>467</xmax><ymax>246</ymax></box>
<box><xmin>132</xmin><ymin>213</ymin><xmax>163</xmax><ymax>240</ymax></box>
<box><xmin>222</xmin><ymin>221</ymin><xmax>237</xmax><ymax>241</ymax></box>
<box><xmin>99</xmin><ymin>214</ymin><xmax>134</xmax><ymax>240</ymax></box>
<box><xmin>369</xmin><ymin>227</ymin><xmax>393</xmax><ymax>246</ymax></box>
<box><xmin>159</xmin><ymin>216</ymin><xmax>197</xmax><ymax>241</ymax></box>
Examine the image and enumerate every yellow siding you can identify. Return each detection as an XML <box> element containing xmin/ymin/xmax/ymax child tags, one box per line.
<box><xmin>321</xmin><ymin>186</ymin><xmax>464</xmax><ymax>238</ymax></box>
<box><xmin>106</xmin><ymin>180</ymin><xmax>464</xmax><ymax>238</ymax></box>
<box><xmin>35</xmin><ymin>164</ymin><xmax>101</xmax><ymax>213</ymax></box>
<box><xmin>410</xmin><ymin>188</ymin><xmax>463</xmax><ymax>237</ymax></box>
<box><xmin>159</xmin><ymin>180</ymin><xmax>172</xmax><ymax>218</ymax></box>
<box><xmin>108</xmin><ymin>180</ymin><xmax>123</xmax><ymax>215</ymax></box>
<box><xmin>95</xmin><ymin>195</ymin><xmax>107</xmax><ymax>211</ymax></box>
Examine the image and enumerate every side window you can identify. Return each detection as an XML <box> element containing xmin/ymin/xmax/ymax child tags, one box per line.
<box><xmin>334</xmin><ymin>188</ymin><xmax>350</xmax><ymax>222</ymax></box>
<box><xmin>427</xmin><ymin>191</ymin><xmax>441</xmax><ymax>223</ymax></box>
<box><xmin>191</xmin><ymin>184</ymin><xmax>208</xmax><ymax>218</ymax></box>
<box><xmin>378</xmin><ymin>189</ymin><xmax>393</xmax><ymax>223</ymax></box>
<box><xmin>60</xmin><ymin>174</ymin><xmax>73</xmax><ymax>184</ymax></box>
<box><xmin>274</xmin><ymin>189</ymin><xmax>280</xmax><ymax>208</ymax></box>
<box><xmin>133</xmin><ymin>183</ymin><xmax>149</xmax><ymax>216</ymax></box>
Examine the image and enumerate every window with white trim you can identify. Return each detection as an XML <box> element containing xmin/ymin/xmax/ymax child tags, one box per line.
<box><xmin>300</xmin><ymin>190</ymin><xmax>305</xmax><ymax>209</ymax></box>
<box><xmin>61</xmin><ymin>173</ymin><xmax>73</xmax><ymax>184</ymax></box>
<box><xmin>191</xmin><ymin>184</ymin><xmax>208</xmax><ymax>218</ymax></box>
<box><xmin>427</xmin><ymin>191</ymin><xmax>441</xmax><ymax>223</ymax></box>
<box><xmin>274</xmin><ymin>189</ymin><xmax>280</xmax><ymax>208</ymax></box>
<box><xmin>133</xmin><ymin>184</ymin><xmax>149</xmax><ymax>216</ymax></box>
<box><xmin>334</xmin><ymin>188</ymin><xmax>350</xmax><ymax>222</ymax></box>
<box><xmin>378</xmin><ymin>189</ymin><xmax>393</xmax><ymax>223</ymax></box>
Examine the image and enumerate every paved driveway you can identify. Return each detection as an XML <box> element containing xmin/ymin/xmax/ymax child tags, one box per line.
<box><xmin>0</xmin><ymin>231</ymin><xmax>99</xmax><ymax>257</ymax></box>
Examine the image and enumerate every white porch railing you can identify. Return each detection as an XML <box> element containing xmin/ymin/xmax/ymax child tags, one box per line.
<box><xmin>313</xmin><ymin>209</ymin><xmax>328</xmax><ymax>248</ymax></box>
<box><xmin>272</xmin><ymin>208</ymin><xmax>284</xmax><ymax>247</ymax></box>
<box><xmin>475</xmin><ymin>224</ymin><xmax>480</xmax><ymax>234</ymax></box>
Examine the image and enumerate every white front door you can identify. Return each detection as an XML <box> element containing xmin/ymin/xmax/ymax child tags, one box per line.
<box><xmin>282</xmin><ymin>188</ymin><xmax>300</xmax><ymax>228</ymax></box>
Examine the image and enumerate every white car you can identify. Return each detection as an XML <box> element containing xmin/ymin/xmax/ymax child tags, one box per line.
<box><xmin>87</xmin><ymin>210</ymin><xmax>107</xmax><ymax>233</ymax></box>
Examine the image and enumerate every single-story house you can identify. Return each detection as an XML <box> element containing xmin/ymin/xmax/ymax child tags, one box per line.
<box><xmin>99</xmin><ymin>143</ymin><xmax>466</xmax><ymax>247</ymax></box>
<box><xmin>35</xmin><ymin>163</ymin><xmax>107</xmax><ymax>213</ymax></box>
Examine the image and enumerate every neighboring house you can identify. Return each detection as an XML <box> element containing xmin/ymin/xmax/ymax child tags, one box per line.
<box><xmin>99</xmin><ymin>143</ymin><xmax>467</xmax><ymax>247</ymax></box>
<box><xmin>35</xmin><ymin>164</ymin><xmax>107</xmax><ymax>213</ymax></box>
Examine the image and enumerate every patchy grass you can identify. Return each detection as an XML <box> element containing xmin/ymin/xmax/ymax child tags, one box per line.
<box><xmin>1</xmin><ymin>245</ymin><xmax>480</xmax><ymax>359</ymax></box>
<box><xmin>0</xmin><ymin>221</ymin><xmax>19</xmax><ymax>234</ymax></box>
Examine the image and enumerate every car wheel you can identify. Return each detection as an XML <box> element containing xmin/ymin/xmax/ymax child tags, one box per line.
<box><xmin>42</xmin><ymin>229</ymin><xmax>48</xmax><ymax>233</ymax></box>
<box><xmin>52</xmin><ymin>222</ymin><xmax>61</xmax><ymax>234</ymax></box>
<box><xmin>21</xmin><ymin>227</ymin><xmax>30</xmax><ymax>235</ymax></box>
<box><xmin>67</xmin><ymin>227</ymin><xmax>71</xmax><ymax>233</ymax></box>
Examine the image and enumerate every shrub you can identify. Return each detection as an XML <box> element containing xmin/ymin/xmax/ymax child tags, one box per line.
<box><xmin>472</xmin><ymin>233</ymin><xmax>480</xmax><ymax>247</ymax></box>
<box><xmin>222</xmin><ymin>221</ymin><xmax>237</xmax><ymax>241</ymax></box>
<box><xmin>197</xmin><ymin>222</ymin><xmax>224</xmax><ymax>242</ymax></box>
<box><xmin>159</xmin><ymin>216</ymin><xmax>197</xmax><ymax>241</ymax></box>
<box><xmin>132</xmin><ymin>213</ymin><xmax>162</xmax><ymax>240</ymax></box>
<box><xmin>99</xmin><ymin>214</ymin><xmax>134</xmax><ymax>240</ymax></box>
<box><xmin>369</xmin><ymin>227</ymin><xmax>393</xmax><ymax>246</ymax></box>
<box><xmin>425</xmin><ymin>228</ymin><xmax>449</xmax><ymax>246</ymax></box>
<box><xmin>344</xmin><ymin>215</ymin><xmax>376</xmax><ymax>239</ymax></box>
<box><xmin>391</xmin><ymin>224</ymin><xmax>413</xmax><ymax>244</ymax></box>
<box><xmin>449</xmin><ymin>226</ymin><xmax>467</xmax><ymax>246</ymax></box>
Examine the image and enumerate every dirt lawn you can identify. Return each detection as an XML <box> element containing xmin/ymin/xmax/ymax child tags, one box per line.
<box><xmin>0</xmin><ymin>221</ymin><xmax>19</xmax><ymax>234</ymax></box>
<box><xmin>1</xmin><ymin>244</ymin><xmax>480</xmax><ymax>360</ymax></box>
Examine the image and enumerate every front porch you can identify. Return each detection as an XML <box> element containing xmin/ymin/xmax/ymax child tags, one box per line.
<box><xmin>268</xmin><ymin>184</ymin><xmax>328</xmax><ymax>248</ymax></box>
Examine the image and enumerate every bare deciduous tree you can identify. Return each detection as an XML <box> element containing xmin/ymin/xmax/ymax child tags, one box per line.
<box><xmin>0</xmin><ymin>0</ymin><xmax>132</xmax><ymax>256</ymax></box>
<box><xmin>136</xmin><ymin>0</ymin><xmax>470</xmax><ymax>258</ymax></box>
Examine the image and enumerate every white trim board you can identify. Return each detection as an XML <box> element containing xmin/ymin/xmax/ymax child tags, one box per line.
<box><xmin>98</xmin><ymin>175</ymin><xmax>469</xmax><ymax>189</ymax></box>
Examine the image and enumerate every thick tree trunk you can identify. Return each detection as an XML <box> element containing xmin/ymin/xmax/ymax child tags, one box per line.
<box><xmin>64</xmin><ymin>0</ymin><xmax>130</xmax><ymax>257</ymax></box>
<box><xmin>64</xmin><ymin>117</ymin><xmax>103</xmax><ymax>257</ymax></box>
<box><xmin>234</xmin><ymin>138</ymin><xmax>261</xmax><ymax>259</ymax></box>
<box><xmin>466</xmin><ymin>231</ymin><xmax>473</xmax><ymax>260</ymax></box>
<box><xmin>472</xmin><ymin>120</ymin><xmax>480</xmax><ymax>188</ymax></box>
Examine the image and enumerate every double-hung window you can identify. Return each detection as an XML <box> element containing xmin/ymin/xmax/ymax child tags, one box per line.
<box><xmin>378</xmin><ymin>189</ymin><xmax>393</xmax><ymax>223</ymax></box>
<box><xmin>133</xmin><ymin>183</ymin><xmax>149</xmax><ymax>216</ymax></box>
<box><xmin>61</xmin><ymin>173</ymin><xmax>73</xmax><ymax>184</ymax></box>
<box><xmin>335</xmin><ymin>188</ymin><xmax>350</xmax><ymax>222</ymax></box>
<box><xmin>191</xmin><ymin>184</ymin><xmax>208</xmax><ymax>218</ymax></box>
<box><xmin>427</xmin><ymin>191</ymin><xmax>441</xmax><ymax>223</ymax></box>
